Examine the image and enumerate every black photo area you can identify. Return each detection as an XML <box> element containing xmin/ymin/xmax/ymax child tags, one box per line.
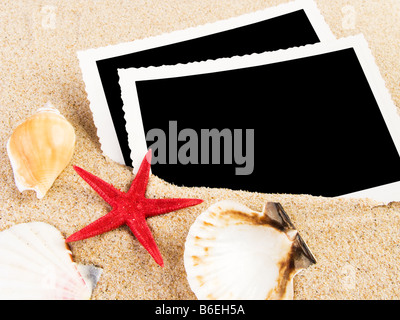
<box><xmin>135</xmin><ymin>48</ymin><xmax>400</xmax><ymax>197</ymax></box>
<box><xmin>96</xmin><ymin>10</ymin><xmax>321</xmax><ymax>166</ymax></box>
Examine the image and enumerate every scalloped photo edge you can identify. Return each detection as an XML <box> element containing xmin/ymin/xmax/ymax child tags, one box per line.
<box><xmin>77</xmin><ymin>0</ymin><xmax>335</xmax><ymax>166</ymax></box>
<box><xmin>118</xmin><ymin>34</ymin><xmax>400</xmax><ymax>203</ymax></box>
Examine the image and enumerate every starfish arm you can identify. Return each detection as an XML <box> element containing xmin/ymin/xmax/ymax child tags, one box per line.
<box><xmin>128</xmin><ymin>149</ymin><xmax>152</xmax><ymax>197</ymax></box>
<box><xmin>143</xmin><ymin>198</ymin><xmax>203</xmax><ymax>217</ymax></box>
<box><xmin>74</xmin><ymin>166</ymin><xmax>122</xmax><ymax>206</ymax></box>
<box><xmin>126</xmin><ymin>217</ymin><xmax>164</xmax><ymax>267</ymax></box>
<box><xmin>66</xmin><ymin>209</ymin><xmax>125</xmax><ymax>243</ymax></box>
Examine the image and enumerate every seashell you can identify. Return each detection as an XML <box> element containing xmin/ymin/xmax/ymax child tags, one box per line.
<box><xmin>184</xmin><ymin>200</ymin><xmax>316</xmax><ymax>300</ymax></box>
<box><xmin>0</xmin><ymin>222</ymin><xmax>102</xmax><ymax>300</ymax></box>
<box><xmin>7</xmin><ymin>102</ymin><xmax>76</xmax><ymax>199</ymax></box>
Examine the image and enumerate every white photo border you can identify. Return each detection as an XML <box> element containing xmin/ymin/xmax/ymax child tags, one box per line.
<box><xmin>118</xmin><ymin>35</ymin><xmax>400</xmax><ymax>203</ymax></box>
<box><xmin>77</xmin><ymin>0</ymin><xmax>335</xmax><ymax>166</ymax></box>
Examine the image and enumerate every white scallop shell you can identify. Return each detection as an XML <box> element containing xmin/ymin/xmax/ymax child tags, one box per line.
<box><xmin>184</xmin><ymin>200</ymin><xmax>316</xmax><ymax>300</ymax></box>
<box><xmin>0</xmin><ymin>222</ymin><xmax>102</xmax><ymax>300</ymax></box>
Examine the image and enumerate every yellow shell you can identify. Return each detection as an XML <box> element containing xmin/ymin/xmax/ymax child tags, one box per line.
<box><xmin>7</xmin><ymin>103</ymin><xmax>76</xmax><ymax>199</ymax></box>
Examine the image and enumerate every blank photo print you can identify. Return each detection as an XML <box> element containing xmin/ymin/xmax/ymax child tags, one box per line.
<box><xmin>118</xmin><ymin>35</ymin><xmax>400</xmax><ymax>202</ymax></box>
<box><xmin>78</xmin><ymin>0</ymin><xmax>334</xmax><ymax>167</ymax></box>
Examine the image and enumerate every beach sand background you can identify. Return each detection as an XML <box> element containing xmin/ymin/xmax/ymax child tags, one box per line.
<box><xmin>1</xmin><ymin>0</ymin><xmax>400</xmax><ymax>299</ymax></box>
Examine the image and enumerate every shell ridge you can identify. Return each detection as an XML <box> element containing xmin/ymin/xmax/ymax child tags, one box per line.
<box><xmin>184</xmin><ymin>200</ymin><xmax>316</xmax><ymax>300</ymax></box>
<box><xmin>28</xmin><ymin>223</ymin><xmax>90</xmax><ymax>293</ymax></box>
<box><xmin>0</xmin><ymin>227</ymin><xmax>48</xmax><ymax>269</ymax></box>
<box><xmin>0</xmin><ymin>222</ymin><xmax>97</xmax><ymax>299</ymax></box>
<box><xmin>8</xmin><ymin>223</ymin><xmax>77</xmax><ymax>279</ymax></box>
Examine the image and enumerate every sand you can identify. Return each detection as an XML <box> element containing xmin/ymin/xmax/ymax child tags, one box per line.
<box><xmin>1</xmin><ymin>0</ymin><xmax>400</xmax><ymax>300</ymax></box>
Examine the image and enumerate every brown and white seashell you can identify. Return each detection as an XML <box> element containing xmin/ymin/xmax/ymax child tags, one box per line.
<box><xmin>184</xmin><ymin>200</ymin><xmax>316</xmax><ymax>300</ymax></box>
<box><xmin>0</xmin><ymin>222</ymin><xmax>102</xmax><ymax>299</ymax></box>
<box><xmin>6</xmin><ymin>102</ymin><xmax>76</xmax><ymax>199</ymax></box>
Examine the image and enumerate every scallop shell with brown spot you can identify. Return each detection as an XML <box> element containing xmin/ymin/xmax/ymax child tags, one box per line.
<box><xmin>6</xmin><ymin>102</ymin><xmax>76</xmax><ymax>199</ymax></box>
<box><xmin>183</xmin><ymin>200</ymin><xmax>316</xmax><ymax>300</ymax></box>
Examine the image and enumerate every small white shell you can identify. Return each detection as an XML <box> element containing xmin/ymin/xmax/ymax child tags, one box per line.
<box><xmin>184</xmin><ymin>200</ymin><xmax>316</xmax><ymax>300</ymax></box>
<box><xmin>7</xmin><ymin>102</ymin><xmax>76</xmax><ymax>199</ymax></box>
<box><xmin>0</xmin><ymin>222</ymin><xmax>102</xmax><ymax>300</ymax></box>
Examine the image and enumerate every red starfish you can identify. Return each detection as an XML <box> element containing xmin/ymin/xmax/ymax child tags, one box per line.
<box><xmin>66</xmin><ymin>149</ymin><xmax>203</xmax><ymax>267</ymax></box>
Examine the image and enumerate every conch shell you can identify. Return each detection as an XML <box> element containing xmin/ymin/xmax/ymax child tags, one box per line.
<box><xmin>184</xmin><ymin>200</ymin><xmax>316</xmax><ymax>300</ymax></box>
<box><xmin>7</xmin><ymin>102</ymin><xmax>76</xmax><ymax>199</ymax></box>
